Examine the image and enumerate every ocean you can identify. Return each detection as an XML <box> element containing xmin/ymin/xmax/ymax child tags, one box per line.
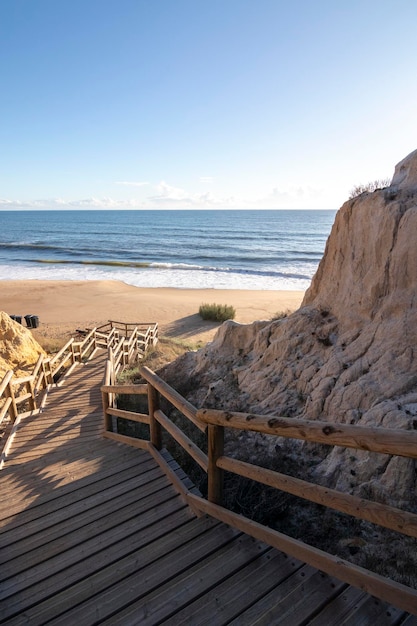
<box><xmin>0</xmin><ymin>210</ymin><xmax>336</xmax><ymax>291</ymax></box>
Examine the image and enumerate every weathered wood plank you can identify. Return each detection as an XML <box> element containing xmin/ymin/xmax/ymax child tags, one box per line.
<box><xmin>308</xmin><ymin>585</ymin><xmax>401</xmax><ymax>625</ymax></box>
<box><xmin>228</xmin><ymin>565</ymin><xmax>342</xmax><ymax>625</ymax></box>
<box><xmin>0</xmin><ymin>465</ymin><xmax>166</xmax><ymax>552</ymax></box>
<box><xmin>47</xmin><ymin>527</ymin><xmax>248</xmax><ymax>625</ymax></box>
<box><xmin>15</xmin><ymin>514</ymin><xmax>218</xmax><ymax>626</ymax></box>
<box><xmin>96</xmin><ymin>534</ymin><xmax>271</xmax><ymax>625</ymax></box>
<box><xmin>166</xmin><ymin>549</ymin><xmax>303</xmax><ymax>625</ymax></box>
<box><xmin>0</xmin><ymin>492</ymin><xmax>188</xmax><ymax>613</ymax></box>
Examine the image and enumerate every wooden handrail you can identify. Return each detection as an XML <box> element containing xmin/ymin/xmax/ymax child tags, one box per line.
<box><xmin>197</xmin><ymin>408</ymin><xmax>417</xmax><ymax>459</ymax></box>
<box><xmin>217</xmin><ymin>455</ymin><xmax>417</xmax><ymax>539</ymax></box>
<box><xmin>0</xmin><ymin>370</ymin><xmax>14</xmax><ymax>397</ymax></box>
<box><xmin>0</xmin><ymin>321</ymin><xmax>156</xmax><ymax>433</ymax></box>
<box><xmin>100</xmin><ymin>362</ymin><xmax>417</xmax><ymax>616</ymax></box>
<box><xmin>140</xmin><ymin>366</ymin><xmax>205</xmax><ymax>432</ymax></box>
<box><xmin>187</xmin><ymin>493</ymin><xmax>417</xmax><ymax>616</ymax></box>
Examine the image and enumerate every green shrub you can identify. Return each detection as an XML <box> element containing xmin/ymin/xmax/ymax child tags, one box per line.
<box><xmin>199</xmin><ymin>303</ymin><xmax>236</xmax><ymax>322</ymax></box>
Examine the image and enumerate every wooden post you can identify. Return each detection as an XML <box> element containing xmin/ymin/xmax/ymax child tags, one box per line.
<box><xmin>148</xmin><ymin>384</ymin><xmax>162</xmax><ymax>449</ymax></box>
<box><xmin>28</xmin><ymin>379</ymin><xmax>36</xmax><ymax>411</ymax></box>
<box><xmin>6</xmin><ymin>379</ymin><xmax>18</xmax><ymax>423</ymax></box>
<box><xmin>41</xmin><ymin>360</ymin><xmax>47</xmax><ymax>389</ymax></box>
<box><xmin>102</xmin><ymin>360</ymin><xmax>112</xmax><ymax>432</ymax></box>
<box><xmin>208</xmin><ymin>424</ymin><xmax>224</xmax><ymax>505</ymax></box>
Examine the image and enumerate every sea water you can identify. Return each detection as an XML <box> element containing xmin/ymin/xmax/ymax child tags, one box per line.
<box><xmin>0</xmin><ymin>210</ymin><xmax>336</xmax><ymax>291</ymax></box>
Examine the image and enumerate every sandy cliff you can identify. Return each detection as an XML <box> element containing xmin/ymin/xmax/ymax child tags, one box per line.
<box><xmin>161</xmin><ymin>150</ymin><xmax>417</xmax><ymax>506</ymax></box>
<box><xmin>0</xmin><ymin>312</ymin><xmax>46</xmax><ymax>379</ymax></box>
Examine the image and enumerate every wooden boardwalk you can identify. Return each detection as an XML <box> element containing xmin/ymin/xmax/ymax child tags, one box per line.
<box><xmin>0</xmin><ymin>350</ymin><xmax>415</xmax><ymax>625</ymax></box>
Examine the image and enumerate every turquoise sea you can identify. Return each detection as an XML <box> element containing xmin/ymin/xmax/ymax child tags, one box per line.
<box><xmin>0</xmin><ymin>210</ymin><xmax>336</xmax><ymax>291</ymax></box>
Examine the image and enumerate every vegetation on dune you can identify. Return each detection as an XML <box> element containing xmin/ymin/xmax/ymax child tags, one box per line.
<box><xmin>349</xmin><ymin>178</ymin><xmax>391</xmax><ymax>199</ymax></box>
<box><xmin>199</xmin><ymin>303</ymin><xmax>236</xmax><ymax>322</ymax></box>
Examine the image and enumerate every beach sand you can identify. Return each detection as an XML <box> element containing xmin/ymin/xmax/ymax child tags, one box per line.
<box><xmin>0</xmin><ymin>280</ymin><xmax>305</xmax><ymax>346</ymax></box>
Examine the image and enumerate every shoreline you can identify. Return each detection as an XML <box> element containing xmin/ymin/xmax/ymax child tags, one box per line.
<box><xmin>0</xmin><ymin>279</ymin><xmax>305</xmax><ymax>345</ymax></box>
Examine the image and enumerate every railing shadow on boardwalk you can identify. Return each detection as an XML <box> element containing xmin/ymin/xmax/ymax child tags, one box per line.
<box><xmin>1</xmin><ymin>320</ymin><xmax>417</xmax><ymax>623</ymax></box>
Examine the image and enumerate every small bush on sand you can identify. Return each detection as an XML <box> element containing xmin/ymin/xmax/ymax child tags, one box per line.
<box><xmin>271</xmin><ymin>309</ymin><xmax>291</xmax><ymax>321</ymax></box>
<box><xmin>349</xmin><ymin>178</ymin><xmax>391</xmax><ymax>199</ymax></box>
<box><xmin>199</xmin><ymin>303</ymin><xmax>236</xmax><ymax>322</ymax></box>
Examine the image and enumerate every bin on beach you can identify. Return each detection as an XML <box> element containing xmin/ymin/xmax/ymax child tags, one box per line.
<box><xmin>31</xmin><ymin>315</ymin><xmax>40</xmax><ymax>328</ymax></box>
<box><xmin>25</xmin><ymin>315</ymin><xmax>35</xmax><ymax>328</ymax></box>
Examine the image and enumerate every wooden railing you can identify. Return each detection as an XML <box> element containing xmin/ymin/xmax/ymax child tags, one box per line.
<box><xmin>105</xmin><ymin>323</ymin><xmax>159</xmax><ymax>379</ymax></box>
<box><xmin>101</xmin><ymin>364</ymin><xmax>417</xmax><ymax>616</ymax></box>
<box><xmin>0</xmin><ymin>320</ymin><xmax>158</xmax><ymax>430</ymax></box>
<box><xmin>0</xmin><ymin>331</ymin><xmax>98</xmax><ymax>431</ymax></box>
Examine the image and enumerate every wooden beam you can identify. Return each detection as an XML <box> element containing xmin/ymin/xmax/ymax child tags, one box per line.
<box><xmin>106</xmin><ymin>407</ymin><xmax>150</xmax><ymax>424</ymax></box>
<box><xmin>208</xmin><ymin>425</ymin><xmax>224</xmax><ymax>505</ymax></box>
<box><xmin>101</xmin><ymin>383</ymin><xmax>147</xmax><ymax>395</ymax></box>
<box><xmin>149</xmin><ymin>384</ymin><xmax>162</xmax><ymax>450</ymax></box>
<box><xmin>197</xmin><ymin>408</ymin><xmax>417</xmax><ymax>459</ymax></box>
<box><xmin>218</xmin><ymin>456</ymin><xmax>417</xmax><ymax>539</ymax></box>
<box><xmin>102</xmin><ymin>430</ymin><xmax>150</xmax><ymax>450</ymax></box>
<box><xmin>140</xmin><ymin>366</ymin><xmax>206</xmax><ymax>432</ymax></box>
<box><xmin>154</xmin><ymin>409</ymin><xmax>208</xmax><ymax>472</ymax></box>
<box><xmin>187</xmin><ymin>493</ymin><xmax>417</xmax><ymax>616</ymax></box>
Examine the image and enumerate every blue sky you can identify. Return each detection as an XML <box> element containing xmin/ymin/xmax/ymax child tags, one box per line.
<box><xmin>1</xmin><ymin>0</ymin><xmax>416</xmax><ymax>210</ymax></box>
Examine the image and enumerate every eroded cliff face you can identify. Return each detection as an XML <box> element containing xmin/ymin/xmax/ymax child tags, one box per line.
<box><xmin>0</xmin><ymin>311</ymin><xmax>45</xmax><ymax>379</ymax></box>
<box><xmin>161</xmin><ymin>150</ymin><xmax>417</xmax><ymax>506</ymax></box>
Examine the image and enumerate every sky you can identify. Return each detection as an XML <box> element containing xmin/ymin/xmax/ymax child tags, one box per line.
<box><xmin>0</xmin><ymin>0</ymin><xmax>416</xmax><ymax>211</ymax></box>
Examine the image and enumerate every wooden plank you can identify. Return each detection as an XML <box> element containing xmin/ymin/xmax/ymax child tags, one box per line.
<box><xmin>0</xmin><ymin>453</ymin><xmax>150</xmax><ymax>518</ymax></box>
<box><xmin>0</xmin><ymin>464</ymin><xmax>156</xmax><ymax>520</ymax></box>
<box><xmin>187</xmin><ymin>493</ymin><xmax>417</xmax><ymax>616</ymax></box>
<box><xmin>16</xmin><ymin>513</ymin><xmax>217</xmax><ymax>626</ymax></box>
<box><xmin>0</xmin><ymin>463</ymin><xmax>164</xmax><ymax>550</ymax></box>
<box><xmin>308</xmin><ymin>586</ymin><xmax>390</xmax><ymax>625</ymax></box>
<box><xmin>1</xmin><ymin>479</ymin><xmax>174</xmax><ymax>580</ymax></box>
<box><xmin>245</xmin><ymin>569</ymin><xmax>345</xmax><ymax>625</ymax></box>
<box><xmin>0</xmin><ymin>489</ymin><xmax>185</xmax><ymax>608</ymax></box>
<box><xmin>167</xmin><ymin>549</ymin><xmax>303</xmax><ymax>625</ymax></box>
<box><xmin>46</xmin><ymin>525</ymin><xmax>245</xmax><ymax>625</ymax></box>
<box><xmin>227</xmin><ymin>565</ymin><xmax>340</xmax><ymax>625</ymax></box>
<box><xmin>218</xmin><ymin>456</ymin><xmax>417</xmax><ymax>539</ymax></box>
<box><xmin>197</xmin><ymin>408</ymin><xmax>417</xmax><ymax>459</ymax></box>
<box><xmin>94</xmin><ymin>533</ymin><xmax>270</xmax><ymax>625</ymax></box>
<box><xmin>335</xmin><ymin>594</ymin><xmax>408</xmax><ymax>625</ymax></box>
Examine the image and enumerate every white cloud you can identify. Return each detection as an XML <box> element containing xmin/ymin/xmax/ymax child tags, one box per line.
<box><xmin>0</xmin><ymin>196</ymin><xmax>146</xmax><ymax>210</ymax></box>
<box><xmin>148</xmin><ymin>181</ymin><xmax>234</xmax><ymax>208</ymax></box>
<box><xmin>115</xmin><ymin>181</ymin><xmax>149</xmax><ymax>187</ymax></box>
<box><xmin>0</xmin><ymin>181</ymin><xmax>333</xmax><ymax>211</ymax></box>
<box><xmin>251</xmin><ymin>184</ymin><xmax>327</xmax><ymax>209</ymax></box>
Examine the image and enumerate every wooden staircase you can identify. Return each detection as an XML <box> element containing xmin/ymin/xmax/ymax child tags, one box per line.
<box><xmin>0</xmin><ymin>350</ymin><xmax>416</xmax><ymax>624</ymax></box>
